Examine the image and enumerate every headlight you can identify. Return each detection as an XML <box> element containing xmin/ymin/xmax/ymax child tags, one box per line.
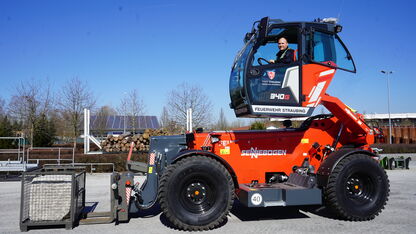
<box><xmin>211</xmin><ymin>136</ymin><xmax>220</xmax><ymax>144</ymax></box>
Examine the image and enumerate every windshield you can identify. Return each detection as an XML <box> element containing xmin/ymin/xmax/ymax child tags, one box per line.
<box><xmin>230</xmin><ymin>40</ymin><xmax>254</xmax><ymax>108</ymax></box>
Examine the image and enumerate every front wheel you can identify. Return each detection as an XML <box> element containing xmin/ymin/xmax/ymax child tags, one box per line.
<box><xmin>159</xmin><ymin>156</ymin><xmax>234</xmax><ymax>231</ymax></box>
<box><xmin>324</xmin><ymin>154</ymin><xmax>389</xmax><ymax>221</ymax></box>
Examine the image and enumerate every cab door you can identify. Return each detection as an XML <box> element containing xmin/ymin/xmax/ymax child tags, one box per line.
<box><xmin>244</xmin><ymin>25</ymin><xmax>311</xmax><ymax>117</ymax></box>
<box><xmin>302</xmin><ymin>27</ymin><xmax>357</xmax><ymax>108</ymax></box>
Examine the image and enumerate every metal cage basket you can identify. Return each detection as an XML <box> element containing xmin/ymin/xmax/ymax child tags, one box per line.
<box><xmin>20</xmin><ymin>166</ymin><xmax>86</xmax><ymax>231</ymax></box>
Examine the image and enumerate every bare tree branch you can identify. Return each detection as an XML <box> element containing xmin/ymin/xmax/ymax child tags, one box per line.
<box><xmin>94</xmin><ymin>105</ymin><xmax>116</xmax><ymax>136</ymax></box>
<box><xmin>166</xmin><ymin>82</ymin><xmax>213</xmax><ymax>131</ymax></box>
<box><xmin>214</xmin><ymin>108</ymin><xmax>228</xmax><ymax>130</ymax></box>
<box><xmin>7</xmin><ymin>78</ymin><xmax>53</xmax><ymax>144</ymax></box>
<box><xmin>0</xmin><ymin>97</ymin><xmax>5</xmax><ymax>116</ymax></box>
<box><xmin>128</xmin><ymin>89</ymin><xmax>145</xmax><ymax>133</ymax></box>
<box><xmin>117</xmin><ymin>89</ymin><xmax>145</xmax><ymax>133</ymax></box>
<box><xmin>58</xmin><ymin>77</ymin><xmax>96</xmax><ymax>147</ymax></box>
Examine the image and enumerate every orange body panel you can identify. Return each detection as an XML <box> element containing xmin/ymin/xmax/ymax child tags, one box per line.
<box><xmin>188</xmin><ymin>116</ymin><xmax>373</xmax><ymax>185</ymax></box>
<box><xmin>302</xmin><ymin>63</ymin><xmax>335</xmax><ymax>108</ymax></box>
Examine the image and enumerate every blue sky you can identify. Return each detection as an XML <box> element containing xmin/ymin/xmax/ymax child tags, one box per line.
<box><xmin>1</xmin><ymin>0</ymin><xmax>415</xmax><ymax>123</ymax></box>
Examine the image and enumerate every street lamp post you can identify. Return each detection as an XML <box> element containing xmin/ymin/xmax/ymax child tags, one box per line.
<box><xmin>123</xmin><ymin>92</ymin><xmax>127</xmax><ymax>134</ymax></box>
<box><xmin>381</xmin><ymin>70</ymin><xmax>393</xmax><ymax>144</ymax></box>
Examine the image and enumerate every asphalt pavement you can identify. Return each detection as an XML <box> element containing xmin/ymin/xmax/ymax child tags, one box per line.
<box><xmin>1</xmin><ymin>162</ymin><xmax>415</xmax><ymax>234</ymax></box>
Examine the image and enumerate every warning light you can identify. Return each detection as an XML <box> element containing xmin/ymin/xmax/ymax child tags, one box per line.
<box><xmin>125</xmin><ymin>180</ymin><xmax>131</xmax><ymax>186</ymax></box>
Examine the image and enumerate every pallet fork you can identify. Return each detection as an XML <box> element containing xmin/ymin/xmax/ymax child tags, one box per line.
<box><xmin>79</xmin><ymin>171</ymin><xmax>134</xmax><ymax>225</ymax></box>
<box><xmin>80</xmin><ymin>143</ymin><xmax>141</xmax><ymax>225</ymax></box>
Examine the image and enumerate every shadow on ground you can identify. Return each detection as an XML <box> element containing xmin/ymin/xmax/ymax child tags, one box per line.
<box><xmin>300</xmin><ymin>205</ymin><xmax>339</xmax><ymax>220</ymax></box>
<box><xmin>0</xmin><ymin>173</ymin><xmax>21</xmax><ymax>181</ymax></box>
<box><xmin>159</xmin><ymin>211</ymin><xmax>228</xmax><ymax>231</ymax></box>
<box><xmin>154</xmin><ymin>200</ymin><xmax>338</xmax><ymax>231</ymax></box>
<box><xmin>83</xmin><ymin>202</ymin><xmax>99</xmax><ymax>213</ymax></box>
<box><xmin>130</xmin><ymin>203</ymin><xmax>162</xmax><ymax>218</ymax></box>
<box><xmin>231</xmin><ymin>200</ymin><xmax>311</xmax><ymax>221</ymax></box>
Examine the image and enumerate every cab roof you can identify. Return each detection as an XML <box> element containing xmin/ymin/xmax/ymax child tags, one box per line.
<box><xmin>253</xmin><ymin>17</ymin><xmax>343</xmax><ymax>34</ymax></box>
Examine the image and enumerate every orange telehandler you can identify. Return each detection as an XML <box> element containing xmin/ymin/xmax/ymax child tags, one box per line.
<box><xmin>20</xmin><ymin>17</ymin><xmax>389</xmax><ymax>232</ymax></box>
<box><xmin>127</xmin><ymin>17</ymin><xmax>389</xmax><ymax>230</ymax></box>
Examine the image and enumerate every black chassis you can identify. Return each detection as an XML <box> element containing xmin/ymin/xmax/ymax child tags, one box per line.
<box><xmin>132</xmin><ymin>134</ymin><xmax>188</xmax><ymax>210</ymax></box>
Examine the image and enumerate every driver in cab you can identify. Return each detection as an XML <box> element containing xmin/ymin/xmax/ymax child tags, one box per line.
<box><xmin>269</xmin><ymin>37</ymin><xmax>295</xmax><ymax>64</ymax></box>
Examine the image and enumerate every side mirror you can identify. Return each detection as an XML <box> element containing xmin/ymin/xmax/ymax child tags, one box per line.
<box><xmin>258</xmin><ymin>17</ymin><xmax>270</xmax><ymax>40</ymax></box>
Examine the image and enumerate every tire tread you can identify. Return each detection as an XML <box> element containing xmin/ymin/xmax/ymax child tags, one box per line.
<box><xmin>158</xmin><ymin>156</ymin><xmax>234</xmax><ymax>231</ymax></box>
<box><xmin>324</xmin><ymin>154</ymin><xmax>390</xmax><ymax>221</ymax></box>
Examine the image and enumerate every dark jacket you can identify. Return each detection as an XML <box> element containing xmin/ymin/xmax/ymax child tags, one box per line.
<box><xmin>275</xmin><ymin>48</ymin><xmax>295</xmax><ymax>64</ymax></box>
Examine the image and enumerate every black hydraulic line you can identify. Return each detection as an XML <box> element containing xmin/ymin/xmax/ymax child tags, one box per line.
<box><xmin>332</xmin><ymin>123</ymin><xmax>344</xmax><ymax>149</ymax></box>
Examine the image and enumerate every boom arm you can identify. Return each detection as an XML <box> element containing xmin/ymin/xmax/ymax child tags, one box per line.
<box><xmin>321</xmin><ymin>93</ymin><xmax>374</xmax><ymax>146</ymax></box>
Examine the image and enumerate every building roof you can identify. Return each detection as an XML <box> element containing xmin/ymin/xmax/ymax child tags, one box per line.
<box><xmin>270</xmin><ymin>113</ymin><xmax>416</xmax><ymax>122</ymax></box>
<box><xmin>89</xmin><ymin>115</ymin><xmax>160</xmax><ymax>130</ymax></box>
<box><xmin>364</xmin><ymin>113</ymin><xmax>416</xmax><ymax>120</ymax></box>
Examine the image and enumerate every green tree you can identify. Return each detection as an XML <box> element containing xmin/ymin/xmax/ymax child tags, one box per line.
<box><xmin>33</xmin><ymin>114</ymin><xmax>56</xmax><ymax>147</ymax></box>
<box><xmin>0</xmin><ymin>116</ymin><xmax>14</xmax><ymax>148</ymax></box>
<box><xmin>12</xmin><ymin>120</ymin><xmax>23</xmax><ymax>133</ymax></box>
<box><xmin>250</xmin><ymin>121</ymin><xmax>266</xmax><ymax>130</ymax></box>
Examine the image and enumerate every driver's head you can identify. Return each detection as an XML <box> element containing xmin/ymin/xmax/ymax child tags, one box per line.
<box><xmin>278</xmin><ymin>37</ymin><xmax>289</xmax><ymax>51</ymax></box>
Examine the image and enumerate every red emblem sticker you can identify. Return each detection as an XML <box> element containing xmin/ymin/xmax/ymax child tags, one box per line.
<box><xmin>267</xmin><ymin>71</ymin><xmax>275</xmax><ymax>80</ymax></box>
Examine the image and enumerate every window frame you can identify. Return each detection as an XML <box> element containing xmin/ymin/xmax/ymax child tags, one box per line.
<box><xmin>309</xmin><ymin>29</ymin><xmax>357</xmax><ymax>73</ymax></box>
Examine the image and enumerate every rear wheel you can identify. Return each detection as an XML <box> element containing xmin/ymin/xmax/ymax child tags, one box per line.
<box><xmin>324</xmin><ymin>154</ymin><xmax>389</xmax><ymax>220</ymax></box>
<box><xmin>159</xmin><ymin>156</ymin><xmax>234</xmax><ymax>231</ymax></box>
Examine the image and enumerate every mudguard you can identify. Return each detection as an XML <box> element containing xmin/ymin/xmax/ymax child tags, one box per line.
<box><xmin>317</xmin><ymin>148</ymin><xmax>377</xmax><ymax>187</ymax></box>
<box><xmin>173</xmin><ymin>150</ymin><xmax>238</xmax><ymax>186</ymax></box>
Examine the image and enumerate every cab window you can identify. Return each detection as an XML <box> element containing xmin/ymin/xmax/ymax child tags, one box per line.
<box><xmin>252</xmin><ymin>27</ymin><xmax>299</xmax><ymax>66</ymax></box>
<box><xmin>312</xmin><ymin>31</ymin><xmax>356</xmax><ymax>72</ymax></box>
<box><xmin>252</xmin><ymin>42</ymin><xmax>298</xmax><ymax>66</ymax></box>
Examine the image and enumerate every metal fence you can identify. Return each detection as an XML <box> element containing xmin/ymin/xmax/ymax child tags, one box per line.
<box><xmin>20</xmin><ymin>167</ymin><xmax>86</xmax><ymax>231</ymax></box>
<box><xmin>0</xmin><ymin>136</ymin><xmax>26</xmax><ymax>161</ymax></box>
<box><xmin>0</xmin><ymin>137</ymin><xmax>39</xmax><ymax>172</ymax></box>
<box><xmin>44</xmin><ymin>163</ymin><xmax>115</xmax><ymax>173</ymax></box>
<box><xmin>27</xmin><ymin>147</ymin><xmax>75</xmax><ymax>165</ymax></box>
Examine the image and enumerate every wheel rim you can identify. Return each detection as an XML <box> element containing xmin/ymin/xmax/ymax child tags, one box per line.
<box><xmin>179</xmin><ymin>176</ymin><xmax>217</xmax><ymax>214</ymax></box>
<box><xmin>345</xmin><ymin>172</ymin><xmax>376</xmax><ymax>204</ymax></box>
<box><xmin>185</xmin><ymin>182</ymin><xmax>208</xmax><ymax>205</ymax></box>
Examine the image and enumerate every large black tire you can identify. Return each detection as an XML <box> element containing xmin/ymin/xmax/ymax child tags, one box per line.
<box><xmin>158</xmin><ymin>156</ymin><xmax>234</xmax><ymax>231</ymax></box>
<box><xmin>324</xmin><ymin>154</ymin><xmax>389</xmax><ymax>221</ymax></box>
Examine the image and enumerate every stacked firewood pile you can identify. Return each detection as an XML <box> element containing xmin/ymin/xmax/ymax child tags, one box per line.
<box><xmin>101</xmin><ymin>129</ymin><xmax>168</xmax><ymax>152</ymax></box>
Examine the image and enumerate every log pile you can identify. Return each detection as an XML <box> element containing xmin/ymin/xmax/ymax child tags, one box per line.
<box><xmin>101</xmin><ymin>129</ymin><xmax>168</xmax><ymax>152</ymax></box>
